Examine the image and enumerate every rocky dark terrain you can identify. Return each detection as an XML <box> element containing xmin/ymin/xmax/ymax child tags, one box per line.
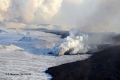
<box><xmin>46</xmin><ymin>42</ymin><xmax>120</xmax><ymax>80</ymax></box>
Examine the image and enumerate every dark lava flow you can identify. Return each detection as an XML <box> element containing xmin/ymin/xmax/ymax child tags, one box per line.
<box><xmin>46</xmin><ymin>44</ymin><xmax>120</xmax><ymax>80</ymax></box>
<box><xmin>46</xmin><ymin>34</ymin><xmax>120</xmax><ymax>80</ymax></box>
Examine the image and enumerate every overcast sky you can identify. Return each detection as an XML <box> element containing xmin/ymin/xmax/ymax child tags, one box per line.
<box><xmin>0</xmin><ymin>0</ymin><xmax>120</xmax><ymax>32</ymax></box>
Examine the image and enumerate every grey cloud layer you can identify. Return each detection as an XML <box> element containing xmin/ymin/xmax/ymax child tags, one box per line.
<box><xmin>80</xmin><ymin>0</ymin><xmax>120</xmax><ymax>32</ymax></box>
<box><xmin>52</xmin><ymin>0</ymin><xmax>120</xmax><ymax>32</ymax></box>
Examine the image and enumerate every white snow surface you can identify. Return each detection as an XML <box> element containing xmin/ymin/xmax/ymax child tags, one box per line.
<box><xmin>0</xmin><ymin>44</ymin><xmax>23</xmax><ymax>51</ymax></box>
<box><xmin>0</xmin><ymin>28</ymin><xmax>91</xmax><ymax>80</ymax></box>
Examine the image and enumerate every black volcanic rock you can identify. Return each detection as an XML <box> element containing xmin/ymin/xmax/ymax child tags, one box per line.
<box><xmin>19</xmin><ymin>37</ymin><xmax>32</xmax><ymax>41</ymax></box>
<box><xmin>46</xmin><ymin>45</ymin><xmax>120</xmax><ymax>80</ymax></box>
<box><xmin>60</xmin><ymin>32</ymin><xmax>69</xmax><ymax>38</ymax></box>
<box><xmin>0</xmin><ymin>29</ymin><xmax>6</xmax><ymax>33</ymax></box>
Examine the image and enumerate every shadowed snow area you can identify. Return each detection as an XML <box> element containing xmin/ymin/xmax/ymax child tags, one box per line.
<box><xmin>0</xmin><ymin>28</ymin><xmax>91</xmax><ymax>80</ymax></box>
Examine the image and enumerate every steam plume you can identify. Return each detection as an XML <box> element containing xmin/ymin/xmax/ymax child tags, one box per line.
<box><xmin>51</xmin><ymin>28</ymin><xmax>117</xmax><ymax>56</ymax></box>
<box><xmin>52</xmin><ymin>29</ymin><xmax>90</xmax><ymax>56</ymax></box>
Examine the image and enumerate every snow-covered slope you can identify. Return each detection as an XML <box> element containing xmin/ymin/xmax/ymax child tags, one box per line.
<box><xmin>0</xmin><ymin>28</ymin><xmax>91</xmax><ymax>80</ymax></box>
<box><xmin>0</xmin><ymin>45</ymin><xmax>90</xmax><ymax>80</ymax></box>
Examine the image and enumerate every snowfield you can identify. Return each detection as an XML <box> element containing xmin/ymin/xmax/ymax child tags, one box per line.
<box><xmin>0</xmin><ymin>28</ymin><xmax>91</xmax><ymax>80</ymax></box>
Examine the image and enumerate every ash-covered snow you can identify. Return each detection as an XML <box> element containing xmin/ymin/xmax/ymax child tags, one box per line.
<box><xmin>0</xmin><ymin>28</ymin><xmax>91</xmax><ymax>80</ymax></box>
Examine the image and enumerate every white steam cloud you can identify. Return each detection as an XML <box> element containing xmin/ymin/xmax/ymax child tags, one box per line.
<box><xmin>51</xmin><ymin>29</ymin><xmax>116</xmax><ymax>56</ymax></box>
<box><xmin>52</xmin><ymin>29</ymin><xmax>91</xmax><ymax>56</ymax></box>
<box><xmin>0</xmin><ymin>0</ymin><xmax>62</xmax><ymax>23</ymax></box>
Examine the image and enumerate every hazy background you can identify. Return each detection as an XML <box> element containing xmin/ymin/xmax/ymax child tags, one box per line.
<box><xmin>0</xmin><ymin>0</ymin><xmax>120</xmax><ymax>32</ymax></box>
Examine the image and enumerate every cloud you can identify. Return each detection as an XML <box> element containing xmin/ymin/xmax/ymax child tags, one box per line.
<box><xmin>51</xmin><ymin>0</ymin><xmax>120</xmax><ymax>32</ymax></box>
<box><xmin>0</xmin><ymin>0</ymin><xmax>11</xmax><ymax>12</ymax></box>
<box><xmin>0</xmin><ymin>21</ymin><xmax>26</xmax><ymax>28</ymax></box>
<box><xmin>34</xmin><ymin>0</ymin><xmax>62</xmax><ymax>23</ymax></box>
<box><xmin>0</xmin><ymin>0</ymin><xmax>120</xmax><ymax>32</ymax></box>
<box><xmin>0</xmin><ymin>0</ymin><xmax>11</xmax><ymax>21</ymax></box>
<box><xmin>79</xmin><ymin>0</ymin><xmax>120</xmax><ymax>32</ymax></box>
<box><xmin>65</xmin><ymin>0</ymin><xmax>83</xmax><ymax>4</ymax></box>
<box><xmin>0</xmin><ymin>0</ymin><xmax>62</xmax><ymax>23</ymax></box>
<box><xmin>51</xmin><ymin>0</ymin><xmax>98</xmax><ymax>28</ymax></box>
